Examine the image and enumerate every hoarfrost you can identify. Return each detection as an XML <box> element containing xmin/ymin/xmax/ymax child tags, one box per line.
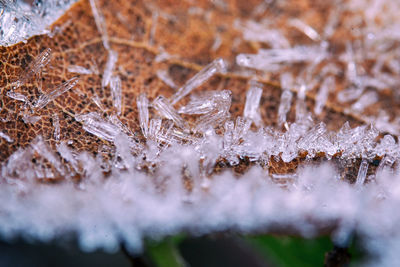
<box><xmin>243</xmin><ymin>80</ymin><xmax>263</xmax><ymax>126</ymax></box>
<box><xmin>52</xmin><ymin>113</ymin><xmax>60</xmax><ymax>141</ymax></box>
<box><xmin>289</xmin><ymin>18</ymin><xmax>321</xmax><ymax>41</ymax></box>
<box><xmin>11</xmin><ymin>48</ymin><xmax>52</xmax><ymax>89</ymax></box>
<box><xmin>34</xmin><ymin>77</ymin><xmax>79</xmax><ymax>109</ymax></box>
<box><xmin>0</xmin><ymin>1</ymin><xmax>76</xmax><ymax>46</ymax></box>
<box><xmin>153</xmin><ymin>96</ymin><xmax>187</xmax><ymax>129</ymax></box>
<box><xmin>0</xmin><ymin>131</ymin><xmax>13</xmax><ymax>143</ymax></box>
<box><xmin>237</xmin><ymin>45</ymin><xmax>327</xmax><ymax>72</ymax></box>
<box><xmin>355</xmin><ymin>159</ymin><xmax>369</xmax><ymax>187</ymax></box>
<box><xmin>75</xmin><ymin>112</ymin><xmax>121</xmax><ymax>142</ymax></box>
<box><xmin>4</xmin><ymin>0</ymin><xmax>400</xmax><ymax>264</ymax></box>
<box><xmin>156</xmin><ymin>70</ymin><xmax>178</xmax><ymax>90</ymax></box>
<box><xmin>6</xmin><ymin>91</ymin><xmax>29</xmax><ymax>103</ymax></box>
<box><xmin>170</xmin><ymin>58</ymin><xmax>227</xmax><ymax>105</ymax></box>
<box><xmin>110</xmin><ymin>75</ymin><xmax>122</xmax><ymax>115</ymax></box>
<box><xmin>102</xmin><ymin>50</ymin><xmax>118</xmax><ymax>88</ymax></box>
<box><xmin>68</xmin><ymin>65</ymin><xmax>93</xmax><ymax>75</ymax></box>
<box><xmin>89</xmin><ymin>0</ymin><xmax>110</xmax><ymax>50</ymax></box>
<box><xmin>137</xmin><ymin>93</ymin><xmax>149</xmax><ymax>138</ymax></box>
<box><xmin>314</xmin><ymin>76</ymin><xmax>335</xmax><ymax>115</ymax></box>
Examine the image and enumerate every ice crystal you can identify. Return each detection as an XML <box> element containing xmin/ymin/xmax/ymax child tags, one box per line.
<box><xmin>243</xmin><ymin>80</ymin><xmax>263</xmax><ymax>126</ymax></box>
<box><xmin>351</xmin><ymin>91</ymin><xmax>378</xmax><ymax>113</ymax></box>
<box><xmin>289</xmin><ymin>18</ymin><xmax>321</xmax><ymax>41</ymax></box>
<box><xmin>170</xmin><ymin>58</ymin><xmax>227</xmax><ymax>105</ymax></box>
<box><xmin>153</xmin><ymin>95</ymin><xmax>187</xmax><ymax>129</ymax></box>
<box><xmin>102</xmin><ymin>50</ymin><xmax>118</xmax><ymax>88</ymax></box>
<box><xmin>11</xmin><ymin>47</ymin><xmax>51</xmax><ymax>89</ymax></box>
<box><xmin>355</xmin><ymin>159</ymin><xmax>369</xmax><ymax>187</ymax></box>
<box><xmin>0</xmin><ymin>131</ymin><xmax>13</xmax><ymax>143</ymax></box>
<box><xmin>68</xmin><ymin>65</ymin><xmax>93</xmax><ymax>75</ymax></box>
<box><xmin>6</xmin><ymin>91</ymin><xmax>29</xmax><ymax>103</ymax></box>
<box><xmin>192</xmin><ymin>90</ymin><xmax>232</xmax><ymax>132</ymax></box>
<box><xmin>110</xmin><ymin>75</ymin><xmax>122</xmax><ymax>115</ymax></box>
<box><xmin>237</xmin><ymin>45</ymin><xmax>327</xmax><ymax>72</ymax></box>
<box><xmin>314</xmin><ymin>76</ymin><xmax>335</xmax><ymax>115</ymax></box>
<box><xmin>52</xmin><ymin>113</ymin><xmax>60</xmax><ymax>141</ymax></box>
<box><xmin>89</xmin><ymin>0</ymin><xmax>110</xmax><ymax>50</ymax></box>
<box><xmin>75</xmin><ymin>112</ymin><xmax>122</xmax><ymax>142</ymax></box>
<box><xmin>156</xmin><ymin>69</ymin><xmax>178</xmax><ymax>90</ymax></box>
<box><xmin>237</xmin><ymin>20</ymin><xmax>290</xmax><ymax>48</ymax></box>
<box><xmin>137</xmin><ymin>93</ymin><xmax>149</xmax><ymax>138</ymax></box>
<box><xmin>34</xmin><ymin>77</ymin><xmax>79</xmax><ymax>109</ymax></box>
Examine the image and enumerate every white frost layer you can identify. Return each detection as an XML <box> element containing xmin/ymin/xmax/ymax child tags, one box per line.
<box><xmin>0</xmin><ymin>144</ymin><xmax>400</xmax><ymax>264</ymax></box>
<box><xmin>0</xmin><ymin>1</ymin><xmax>77</xmax><ymax>47</ymax></box>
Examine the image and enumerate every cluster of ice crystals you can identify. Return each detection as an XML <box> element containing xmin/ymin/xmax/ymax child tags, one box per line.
<box><xmin>0</xmin><ymin>1</ymin><xmax>76</xmax><ymax>46</ymax></box>
<box><xmin>192</xmin><ymin>90</ymin><xmax>231</xmax><ymax>132</ymax></box>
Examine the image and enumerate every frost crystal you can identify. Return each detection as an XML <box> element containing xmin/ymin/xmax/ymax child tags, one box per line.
<box><xmin>170</xmin><ymin>58</ymin><xmax>227</xmax><ymax>105</ymax></box>
<box><xmin>156</xmin><ymin>70</ymin><xmax>178</xmax><ymax>89</ymax></box>
<box><xmin>52</xmin><ymin>113</ymin><xmax>60</xmax><ymax>141</ymax></box>
<box><xmin>110</xmin><ymin>75</ymin><xmax>122</xmax><ymax>115</ymax></box>
<box><xmin>237</xmin><ymin>20</ymin><xmax>290</xmax><ymax>48</ymax></box>
<box><xmin>351</xmin><ymin>91</ymin><xmax>378</xmax><ymax>113</ymax></box>
<box><xmin>89</xmin><ymin>0</ymin><xmax>110</xmax><ymax>50</ymax></box>
<box><xmin>22</xmin><ymin>114</ymin><xmax>41</xmax><ymax>125</ymax></box>
<box><xmin>153</xmin><ymin>96</ymin><xmax>187</xmax><ymax>129</ymax></box>
<box><xmin>236</xmin><ymin>45</ymin><xmax>327</xmax><ymax>71</ymax></box>
<box><xmin>355</xmin><ymin>159</ymin><xmax>369</xmax><ymax>187</ymax></box>
<box><xmin>243</xmin><ymin>80</ymin><xmax>263</xmax><ymax>126</ymax></box>
<box><xmin>0</xmin><ymin>131</ymin><xmax>13</xmax><ymax>143</ymax></box>
<box><xmin>295</xmin><ymin>84</ymin><xmax>309</xmax><ymax>122</ymax></box>
<box><xmin>56</xmin><ymin>142</ymin><xmax>79</xmax><ymax>174</ymax></box>
<box><xmin>75</xmin><ymin>112</ymin><xmax>121</xmax><ymax>142</ymax></box>
<box><xmin>289</xmin><ymin>18</ymin><xmax>321</xmax><ymax>41</ymax></box>
<box><xmin>31</xmin><ymin>136</ymin><xmax>67</xmax><ymax>177</ymax></box>
<box><xmin>6</xmin><ymin>91</ymin><xmax>29</xmax><ymax>103</ymax></box>
<box><xmin>137</xmin><ymin>93</ymin><xmax>149</xmax><ymax>138</ymax></box>
<box><xmin>102</xmin><ymin>50</ymin><xmax>118</xmax><ymax>88</ymax></box>
<box><xmin>68</xmin><ymin>65</ymin><xmax>93</xmax><ymax>75</ymax></box>
<box><xmin>11</xmin><ymin>48</ymin><xmax>51</xmax><ymax>88</ymax></box>
<box><xmin>192</xmin><ymin>90</ymin><xmax>232</xmax><ymax>132</ymax></box>
<box><xmin>314</xmin><ymin>76</ymin><xmax>335</xmax><ymax>115</ymax></box>
<box><xmin>34</xmin><ymin>77</ymin><xmax>79</xmax><ymax>109</ymax></box>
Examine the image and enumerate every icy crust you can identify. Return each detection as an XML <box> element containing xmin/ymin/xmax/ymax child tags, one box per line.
<box><xmin>0</xmin><ymin>0</ymin><xmax>76</xmax><ymax>47</ymax></box>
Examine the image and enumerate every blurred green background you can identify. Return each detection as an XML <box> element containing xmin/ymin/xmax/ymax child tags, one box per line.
<box><xmin>0</xmin><ymin>234</ymin><xmax>364</xmax><ymax>266</ymax></box>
